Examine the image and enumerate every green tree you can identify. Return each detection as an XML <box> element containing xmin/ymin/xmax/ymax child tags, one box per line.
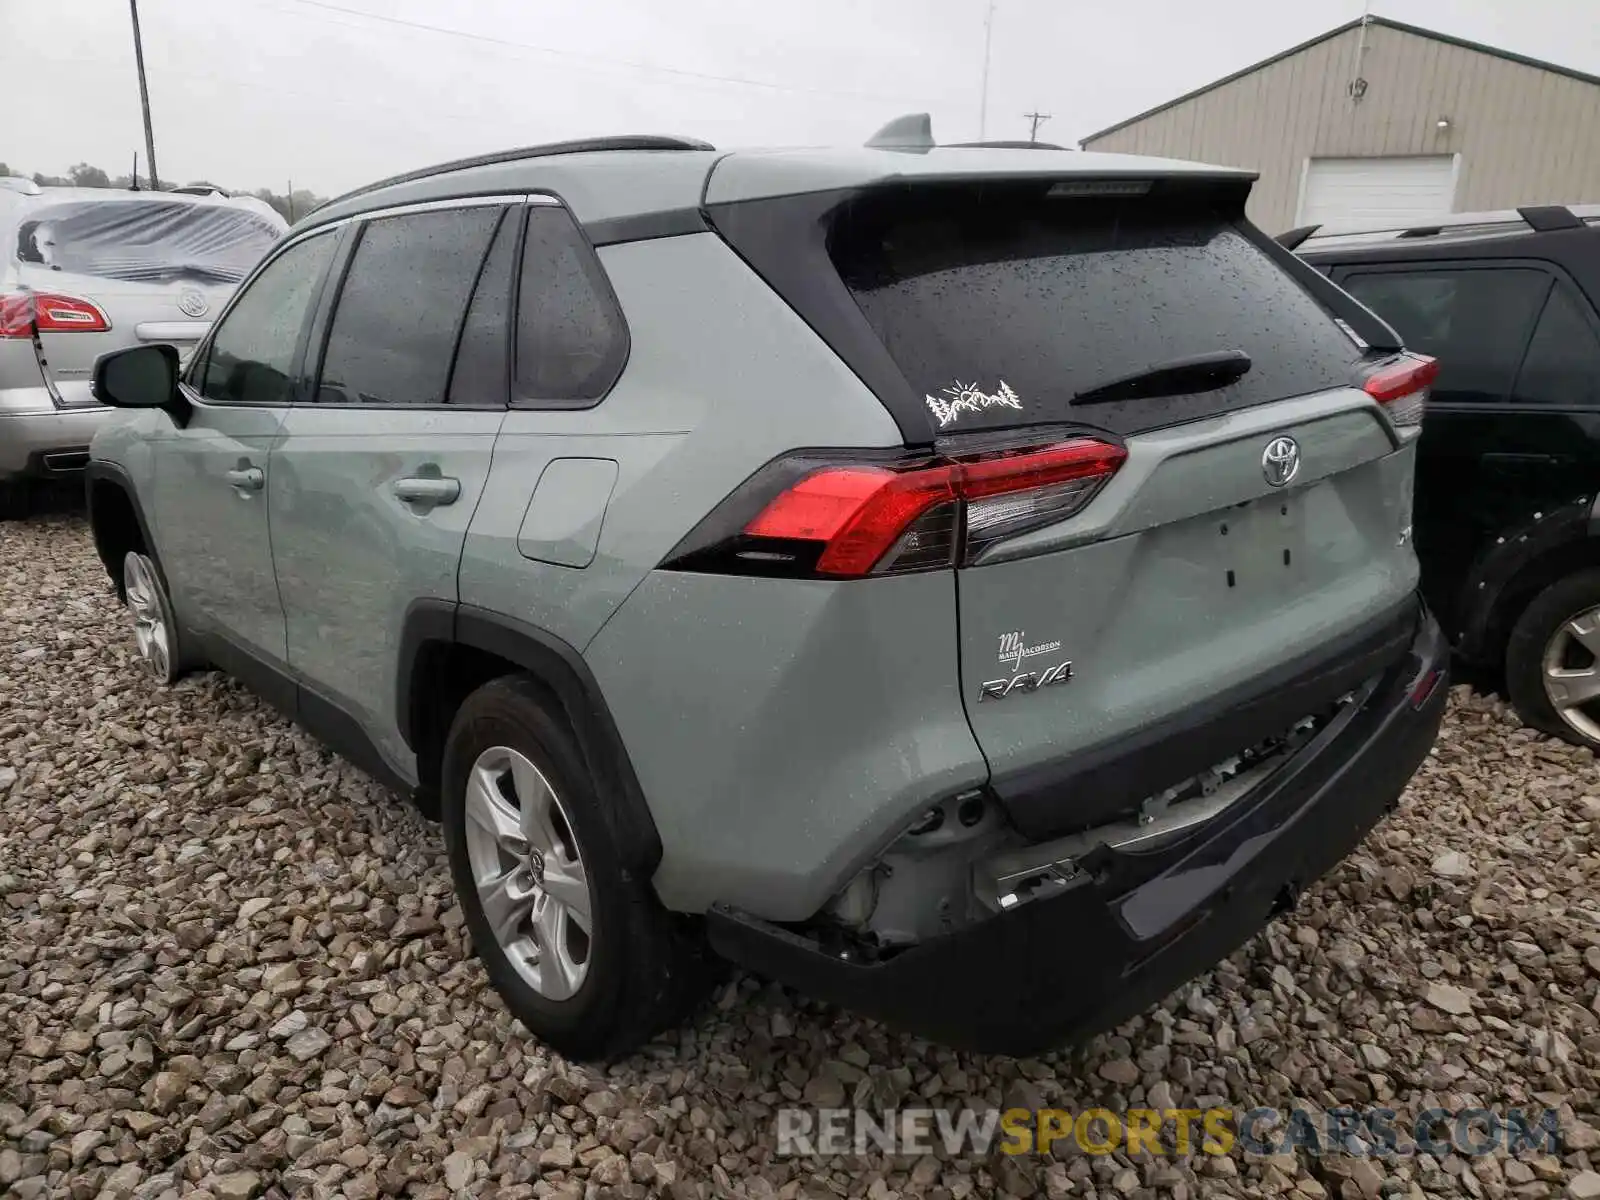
<box><xmin>67</xmin><ymin>163</ymin><xmax>112</xmax><ymax>188</ymax></box>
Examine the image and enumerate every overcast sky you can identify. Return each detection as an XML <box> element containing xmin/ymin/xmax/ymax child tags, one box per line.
<box><xmin>5</xmin><ymin>0</ymin><xmax>1597</xmax><ymax>197</ymax></box>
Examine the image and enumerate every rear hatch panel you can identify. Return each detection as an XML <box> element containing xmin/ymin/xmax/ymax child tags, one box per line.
<box><xmin>958</xmin><ymin>394</ymin><xmax>1418</xmax><ymax>834</ymax></box>
<box><xmin>703</xmin><ymin>155</ymin><xmax>1421</xmax><ymax>840</ymax></box>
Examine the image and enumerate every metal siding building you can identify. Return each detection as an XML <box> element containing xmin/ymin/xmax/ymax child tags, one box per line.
<box><xmin>1080</xmin><ymin>18</ymin><xmax>1600</xmax><ymax>233</ymax></box>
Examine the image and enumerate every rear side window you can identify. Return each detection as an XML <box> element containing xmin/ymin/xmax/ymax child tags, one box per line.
<box><xmin>829</xmin><ymin>184</ymin><xmax>1360</xmax><ymax>433</ymax></box>
<box><xmin>1341</xmin><ymin>268</ymin><xmax>1550</xmax><ymax>404</ymax></box>
<box><xmin>317</xmin><ymin>206</ymin><xmax>502</xmax><ymax>407</ymax></box>
<box><xmin>1513</xmin><ymin>282</ymin><xmax>1600</xmax><ymax>408</ymax></box>
<box><xmin>15</xmin><ymin>200</ymin><xmax>281</xmax><ymax>284</ymax></box>
<box><xmin>514</xmin><ymin>206</ymin><xmax>627</xmax><ymax>404</ymax></box>
<box><xmin>198</xmin><ymin>232</ymin><xmax>336</xmax><ymax>406</ymax></box>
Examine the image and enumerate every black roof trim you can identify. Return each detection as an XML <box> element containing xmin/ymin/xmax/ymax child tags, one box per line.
<box><xmin>316</xmin><ymin>135</ymin><xmax>715</xmax><ymax>213</ymax></box>
<box><xmin>948</xmin><ymin>140</ymin><xmax>1071</xmax><ymax>150</ymax></box>
<box><xmin>1519</xmin><ymin>205</ymin><xmax>1586</xmax><ymax>232</ymax></box>
<box><xmin>1080</xmin><ymin>16</ymin><xmax>1600</xmax><ymax>145</ymax></box>
<box><xmin>1276</xmin><ymin>225</ymin><xmax>1320</xmax><ymax>251</ymax></box>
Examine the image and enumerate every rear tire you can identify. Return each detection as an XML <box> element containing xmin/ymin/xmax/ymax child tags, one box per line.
<box><xmin>1505</xmin><ymin>568</ymin><xmax>1600</xmax><ymax>751</ymax></box>
<box><xmin>441</xmin><ymin>675</ymin><xmax>708</xmax><ymax>1059</ymax></box>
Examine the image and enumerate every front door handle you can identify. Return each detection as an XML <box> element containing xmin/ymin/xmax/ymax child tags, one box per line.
<box><xmin>393</xmin><ymin>476</ymin><xmax>461</xmax><ymax>506</ymax></box>
<box><xmin>225</xmin><ymin>466</ymin><xmax>265</xmax><ymax>492</ymax></box>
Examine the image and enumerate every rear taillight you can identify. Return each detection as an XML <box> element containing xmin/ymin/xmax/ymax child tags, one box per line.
<box><xmin>0</xmin><ymin>292</ymin><xmax>111</xmax><ymax>338</ymax></box>
<box><xmin>668</xmin><ymin>438</ymin><xmax>1127</xmax><ymax>578</ymax></box>
<box><xmin>1363</xmin><ymin>353</ymin><xmax>1437</xmax><ymax>428</ymax></box>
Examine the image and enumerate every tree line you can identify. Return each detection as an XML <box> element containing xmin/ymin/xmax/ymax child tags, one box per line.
<box><xmin>0</xmin><ymin>161</ymin><xmax>326</xmax><ymax>224</ymax></box>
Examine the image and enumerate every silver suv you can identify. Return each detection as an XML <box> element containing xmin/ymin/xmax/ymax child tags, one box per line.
<box><xmin>0</xmin><ymin>179</ymin><xmax>285</xmax><ymax>516</ymax></box>
<box><xmin>85</xmin><ymin>128</ymin><xmax>1449</xmax><ymax>1058</ymax></box>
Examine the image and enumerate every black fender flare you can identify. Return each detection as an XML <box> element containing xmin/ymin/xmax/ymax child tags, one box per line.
<box><xmin>1453</xmin><ymin>497</ymin><xmax>1595</xmax><ymax>662</ymax></box>
<box><xmin>83</xmin><ymin>461</ymin><xmax>160</xmax><ymax>600</ymax></box>
<box><xmin>396</xmin><ymin>601</ymin><xmax>662</xmax><ymax>874</ymax></box>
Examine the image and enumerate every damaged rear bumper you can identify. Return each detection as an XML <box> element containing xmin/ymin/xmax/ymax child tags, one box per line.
<box><xmin>706</xmin><ymin>601</ymin><xmax>1448</xmax><ymax>1055</ymax></box>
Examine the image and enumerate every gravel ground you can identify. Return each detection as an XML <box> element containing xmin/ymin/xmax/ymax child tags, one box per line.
<box><xmin>2</xmin><ymin>513</ymin><xmax>1599</xmax><ymax>1200</ymax></box>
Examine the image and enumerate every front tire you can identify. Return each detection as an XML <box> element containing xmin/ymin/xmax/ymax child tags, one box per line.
<box><xmin>1506</xmin><ymin>568</ymin><xmax>1600</xmax><ymax>750</ymax></box>
<box><xmin>441</xmin><ymin>676</ymin><xmax>707</xmax><ymax>1059</ymax></box>
<box><xmin>122</xmin><ymin>550</ymin><xmax>184</xmax><ymax>685</ymax></box>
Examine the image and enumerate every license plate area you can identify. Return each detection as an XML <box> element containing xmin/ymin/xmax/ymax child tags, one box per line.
<box><xmin>1219</xmin><ymin>492</ymin><xmax>1307</xmax><ymax>598</ymax></box>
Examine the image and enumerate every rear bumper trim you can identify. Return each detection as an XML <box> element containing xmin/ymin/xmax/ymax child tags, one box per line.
<box><xmin>0</xmin><ymin>402</ymin><xmax>113</xmax><ymax>477</ymax></box>
<box><xmin>994</xmin><ymin>595</ymin><xmax>1421</xmax><ymax>840</ymax></box>
<box><xmin>706</xmin><ymin>601</ymin><xmax>1448</xmax><ymax>1055</ymax></box>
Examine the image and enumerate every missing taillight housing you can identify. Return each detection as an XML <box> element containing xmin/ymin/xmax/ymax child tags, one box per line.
<box><xmin>666</xmin><ymin>438</ymin><xmax>1127</xmax><ymax>579</ymax></box>
<box><xmin>0</xmin><ymin>292</ymin><xmax>111</xmax><ymax>338</ymax></box>
<box><xmin>1363</xmin><ymin>353</ymin><xmax>1437</xmax><ymax>428</ymax></box>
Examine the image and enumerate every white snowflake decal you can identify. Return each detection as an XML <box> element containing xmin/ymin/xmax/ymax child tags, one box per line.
<box><xmin>924</xmin><ymin>379</ymin><xmax>1024</xmax><ymax>428</ymax></box>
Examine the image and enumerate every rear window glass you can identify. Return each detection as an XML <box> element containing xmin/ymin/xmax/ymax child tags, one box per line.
<box><xmin>829</xmin><ymin>185</ymin><xmax>1361</xmax><ymax>432</ymax></box>
<box><xmin>14</xmin><ymin>200</ymin><xmax>282</xmax><ymax>285</ymax></box>
<box><xmin>515</xmin><ymin>206</ymin><xmax>628</xmax><ymax>404</ymax></box>
<box><xmin>1342</xmin><ymin>268</ymin><xmax>1552</xmax><ymax>405</ymax></box>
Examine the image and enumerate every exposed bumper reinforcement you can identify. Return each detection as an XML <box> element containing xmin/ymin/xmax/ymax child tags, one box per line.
<box><xmin>706</xmin><ymin>601</ymin><xmax>1448</xmax><ymax>1055</ymax></box>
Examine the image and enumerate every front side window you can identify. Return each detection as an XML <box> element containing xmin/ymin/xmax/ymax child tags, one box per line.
<box><xmin>197</xmin><ymin>232</ymin><xmax>336</xmax><ymax>406</ymax></box>
<box><xmin>1342</xmin><ymin>267</ymin><xmax>1551</xmax><ymax>404</ymax></box>
<box><xmin>316</xmin><ymin>206</ymin><xmax>502</xmax><ymax>407</ymax></box>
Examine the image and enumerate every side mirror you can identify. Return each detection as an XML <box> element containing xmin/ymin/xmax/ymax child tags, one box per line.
<box><xmin>93</xmin><ymin>344</ymin><xmax>183</xmax><ymax>411</ymax></box>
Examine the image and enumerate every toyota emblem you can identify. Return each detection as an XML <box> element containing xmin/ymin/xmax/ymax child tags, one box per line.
<box><xmin>178</xmin><ymin>289</ymin><xmax>208</xmax><ymax>318</ymax></box>
<box><xmin>1261</xmin><ymin>436</ymin><xmax>1301</xmax><ymax>488</ymax></box>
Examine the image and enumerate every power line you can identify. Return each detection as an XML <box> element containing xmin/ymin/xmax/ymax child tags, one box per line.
<box><xmin>271</xmin><ymin>0</ymin><xmax>928</xmax><ymax>103</ymax></box>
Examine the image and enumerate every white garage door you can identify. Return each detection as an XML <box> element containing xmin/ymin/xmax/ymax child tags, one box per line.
<box><xmin>1298</xmin><ymin>156</ymin><xmax>1457</xmax><ymax>228</ymax></box>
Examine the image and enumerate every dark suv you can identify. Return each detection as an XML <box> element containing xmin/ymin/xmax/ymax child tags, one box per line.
<box><xmin>1289</xmin><ymin>206</ymin><xmax>1600</xmax><ymax>749</ymax></box>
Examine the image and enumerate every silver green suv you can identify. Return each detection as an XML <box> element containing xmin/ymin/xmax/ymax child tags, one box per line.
<box><xmin>85</xmin><ymin>127</ymin><xmax>1449</xmax><ymax>1059</ymax></box>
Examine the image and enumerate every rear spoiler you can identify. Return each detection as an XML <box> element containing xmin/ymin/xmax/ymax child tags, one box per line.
<box><xmin>1241</xmin><ymin>224</ymin><xmax>1403</xmax><ymax>354</ymax></box>
<box><xmin>1276</xmin><ymin>225</ymin><xmax>1319</xmax><ymax>251</ymax></box>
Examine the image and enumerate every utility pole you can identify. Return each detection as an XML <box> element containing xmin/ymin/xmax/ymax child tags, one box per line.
<box><xmin>1024</xmin><ymin>111</ymin><xmax>1052</xmax><ymax>142</ymax></box>
<box><xmin>977</xmin><ymin>0</ymin><xmax>996</xmax><ymax>139</ymax></box>
<box><xmin>129</xmin><ymin>0</ymin><xmax>160</xmax><ymax>189</ymax></box>
<box><xmin>287</xmin><ymin>180</ymin><xmax>295</xmax><ymax>223</ymax></box>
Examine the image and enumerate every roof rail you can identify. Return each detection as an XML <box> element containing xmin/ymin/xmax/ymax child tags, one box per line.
<box><xmin>318</xmin><ymin>134</ymin><xmax>716</xmax><ymax>213</ymax></box>
<box><xmin>0</xmin><ymin>175</ymin><xmax>41</xmax><ymax>196</ymax></box>
<box><xmin>1285</xmin><ymin>204</ymin><xmax>1598</xmax><ymax>250</ymax></box>
<box><xmin>948</xmin><ymin>139</ymin><xmax>1070</xmax><ymax>150</ymax></box>
<box><xmin>1519</xmin><ymin>205</ymin><xmax>1585</xmax><ymax>232</ymax></box>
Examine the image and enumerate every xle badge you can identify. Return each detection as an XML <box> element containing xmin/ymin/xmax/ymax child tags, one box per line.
<box><xmin>981</xmin><ymin>630</ymin><xmax>1073</xmax><ymax>700</ymax></box>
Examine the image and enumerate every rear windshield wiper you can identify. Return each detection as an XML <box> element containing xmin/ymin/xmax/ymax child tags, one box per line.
<box><xmin>1072</xmin><ymin>349</ymin><xmax>1252</xmax><ymax>406</ymax></box>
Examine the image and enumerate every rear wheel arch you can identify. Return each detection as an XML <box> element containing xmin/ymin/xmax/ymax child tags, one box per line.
<box><xmin>1454</xmin><ymin>501</ymin><xmax>1600</xmax><ymax>673</ymax></box>
<box><xmin>398</xmin><ymin>602</ymin><xmax>662</xmax><ymax>874</ymax></box>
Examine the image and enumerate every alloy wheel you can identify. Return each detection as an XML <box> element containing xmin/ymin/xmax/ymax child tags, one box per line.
<box><xmin>462</xmin><ymin>745</ymin><xmax>594</xmax><ymax>1001</ymax></box>
<box><xmin>1540</xmin><ymin>605</ymin><xmax>1600</xmax><ymax>744</ymax></box>
<box><xmin>123</xmin><ymin>552</ymin><xmax>172</xmax><ymax>682</ymax></box>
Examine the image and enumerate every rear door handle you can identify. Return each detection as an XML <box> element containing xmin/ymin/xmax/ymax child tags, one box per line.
<box><xmin>393</xmin><ymin>476</ymin><xmax>461</xmax><ymax>505</ymax></box>
<box><xmin>225</xmin><ymin>466</ymin><xmax>264</xmax><ymax>492</ymax></box>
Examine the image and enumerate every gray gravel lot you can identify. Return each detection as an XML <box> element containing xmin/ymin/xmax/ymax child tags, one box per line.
<box><xmin>2</xmin><ymin>513</ymin><xmax>1599</xmax><ymax>1200</ymax></box>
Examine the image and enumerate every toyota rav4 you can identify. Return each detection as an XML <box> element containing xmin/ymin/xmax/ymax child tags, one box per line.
<box><xmin>84</xmin><ymin>124</ymin><xmax>1448</xmax><ymax>1058</ymax></box>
